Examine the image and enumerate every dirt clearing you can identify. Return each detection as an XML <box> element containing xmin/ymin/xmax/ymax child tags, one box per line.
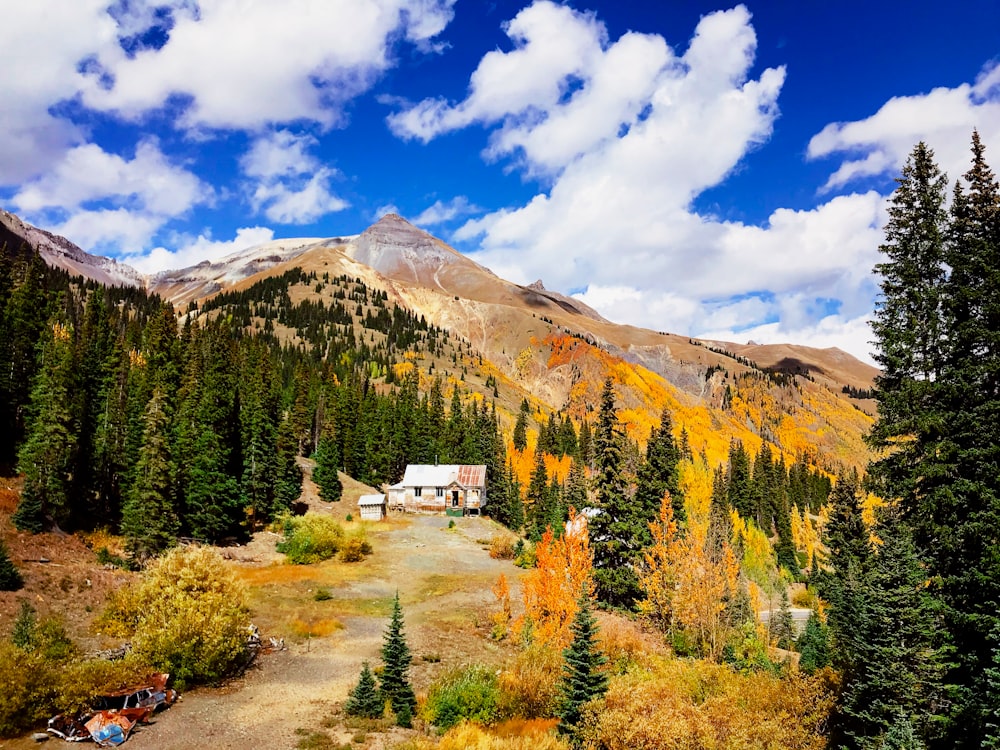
<box><xmin>94</xmin><ymin>514</ymin><xmax>522</xmax><ymax>750</ymax></box>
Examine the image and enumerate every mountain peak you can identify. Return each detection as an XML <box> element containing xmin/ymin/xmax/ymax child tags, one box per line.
<box><xmin>348</xmin><ymin>211</ymin><xmax>469</xmax><ymax>286</ymax></box>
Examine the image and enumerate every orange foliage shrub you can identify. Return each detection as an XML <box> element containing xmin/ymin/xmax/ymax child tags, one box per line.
<box><xmin>518</xmin><ymin>508</ymin><xmax>592</xmax><ymax>649</ymax></box>
<box><xmin>578</xmin><ymin>658</ymin><xmax>835</xmax><ymax>750</ymax></box>
<box><xmin>597</xmin><ymin>616</ymin><xmax>658</xmax><ymax>673</ymax></box>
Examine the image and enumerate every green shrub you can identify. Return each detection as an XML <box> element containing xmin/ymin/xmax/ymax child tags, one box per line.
<box><xmin>100</xmin><ymin>545</ymin><xmax>251</xmax><ymax>688</ymax></box>
<box><xmin>0</xmin><ymin>639</ymin><xmax>57</xmax><ymax>737</ymax></box>
<box><xmin>314</xmin><ymin>587</ymin><xmax>333</xmax><ymax>601</ymax></box>
<box><xmin>277</xmin><ymin>513</ymin><xmax>345</xmax><ymax>564</ymax></box>
<box><xmin>96</xmin><ymin>546</ymin><xmax>133</xmax><ymax>570</ymax></box>
<box><xmin>423</xmin><ymin>664</ymin><xmax>501</xmax><ymax>730</ymax></box>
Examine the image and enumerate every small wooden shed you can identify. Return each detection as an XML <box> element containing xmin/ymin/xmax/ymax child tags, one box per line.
<box><xmin>357</xmin><ymin>494</ymin><xmax>387</xmax><ymax>521</ymax></box>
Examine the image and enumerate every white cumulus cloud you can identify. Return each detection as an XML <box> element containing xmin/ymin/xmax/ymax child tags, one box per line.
<box><xmin>11</xmin><ymin>139</ymin><xmax>211</xmax><ymax>255</ymax></box>
<box><xmin>80</xmin><ymin>0</ymin><xmax>457</xmax><ymax>131</ymax></box>
<box><xmin>241</xmin><ymin>130</ymin><xmax>349</xmax><ymax>224</ymax></box>
<box><xmin>412</xmin><ymin>196</ymin><xmax>481</xmax><ymax>226</ymax></box>
<box><xmin>808</xmin><ymin>60</ymin><xmax>1000</xmax><ymax>191</ymax></box>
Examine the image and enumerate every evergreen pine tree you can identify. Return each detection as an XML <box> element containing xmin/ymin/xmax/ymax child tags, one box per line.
<box><xmin>726</xmin><ymin>440</ymin><xmax>753</xmax><ymax>520</ymax></box>
<box><xmin>345</xmin><ymin>661</ymin><xmax>384</xmax><ymax>719</ymax></box>
<box><xmin>558</xmin><ymin>590</ymin><xmax>608</xmax><ymax>738</ymax></box>
<box><xmin>121</xmin><ymin>386</ymin><xmax>179</xmax><ymax>559</ymax></box>
<box><xmin>589</xmin><ymin>378</ymin><xmax>644</xmax><ymax>608</ymax></box>
<box><xmin>771</xmin><ymin>589</ymin><xmax>795</xmax><ymax>650</ymax></box>
<box><xmin>513</xmin><ymin>399</ymin><xmax>529</xmax><ymax>452</ymax></box>
<box><xmin>526</xmin><ymin>448</ymin><xmax>553</xmax><ymax>541</ymax></box>
<box><xmin>0</xmin><ymin>540</ymin><xmax>23</xmax><ymax>591</ymax></box>
<box><xmin>379</xmin><ymin>592</ymin><xmax>416</xmax><ymax>724</ymax></box>
<box><xmin>15</xmin><ymin>320</ymin><xmax>78</xmax><ymax>530</ymax></box>
<box><xmin>635</xmin><ymin>408</ymin><xmax>684</xmax><ymax>525</ymax></box>
<box><xmin>934</xmin><ymin>131</ymin><xmax>1000</xmax><ymax>744</ymax></box>
<box><xmin>11</xmin><ymin>485</ymin><xmax>44</xmax><ymax>534</ymax></box>
<box><xmin>0</xmin><ymin>252</ymin><xmax>49</xmax><ymax>470</ymax></box>
<box><xmin>796</xmin><ymin>610</ymin><xmax>830</xmax><ymax>674</ymax></box>
<box><xmin>312</xmin><ymin>435</ymin><xmax>343</xmax><ymax>502</ymax></box>
<box><xmin>830</xmin><ymin>506</ymin><xmax>947</xmax><ymax>749</ymax></box>
<box><xmin>869</xmin><ymin>135</ymin><xmax>1000</xmax><ymax>743</ymax></box>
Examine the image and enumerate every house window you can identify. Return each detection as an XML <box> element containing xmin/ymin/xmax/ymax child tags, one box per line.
<box><xmin>436</xmin><ymin>487</ymin><xmax>445</xmax><ymax>498</ymax></box>
<box><xmin>414</xmin><ymin>487</ymin><xmax>422</xmax><ymax>497</ymax></box>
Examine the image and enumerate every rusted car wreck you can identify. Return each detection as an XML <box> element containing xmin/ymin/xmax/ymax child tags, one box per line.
<box><xmin>47</xmin><ymin>673</ymin><xmax>178</xmax><ymax>746</ymax></box>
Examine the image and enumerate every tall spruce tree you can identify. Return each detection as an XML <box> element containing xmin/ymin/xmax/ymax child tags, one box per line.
<box><xmin>796</xmin><ymin>610</ymin><xmax>830</xmax><ymax>674</ymax></box>
<box><xmin>312</xmin><ymin>435</ymin><xmax>343</xmax><ymax>502</ymax></box>
<box><xmin>526</xmin><ymin>448</ymin><xmax>554</xmax><ymax>541</ymax></box>
<box><xmin>869</xmin><ymin>134</ymin><xmax>1000</xmax><ymax>745</ymax></box>
<box><xmin>635</xmin><ymin>407</ymin><xmax>684</xmax><ymax>525</ymax></box>
<box><xmin>121</xmin><ymin>386</ymin><xmax>179</xmax><ymax>559</ymax></box>
<box><xmin>935</xmin><ymin>131</ymin><xmax>1000</xmax><ymax>746</ymax></box>
<box><xmin>558</xmin><ymin>590</ymin><xmax>608</xmax><ymax>738</ymax></box>
<box><xmin>15</xmin><ymin>320</ymin><xmax>78</xmax><ymax>531</ymax></box>
<box><xmin>833</xmin><ymin>508</ymin><xmax>947</xmax><ymax>749</ymax></box>
<box><xmin>379</xmin><ymin>592</ymin><xmax>416</xmax><ymax>724</ymax></box>
<box><xmin>513</xmin><ymin>399</ymin><xmax>529</xmax><ymax>452</ymax></box>
<box><xmin>867</xmin><ymin>140</ymin><xmax>949</xmax><ymax>533</ymax></box>
<box><xmin>589</xmin><ymin>378</ymin><xmax>643</xmax><ymax>609</ymax></box>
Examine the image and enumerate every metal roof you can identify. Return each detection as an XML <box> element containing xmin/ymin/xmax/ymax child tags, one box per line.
<box><xmin>397</xmin><ymin>464</ymin><xmax>486</xmax><ymax>488</ymax></box>
<box><xmin>358</xmin><ymin>494</ymin><xmax>386</xmax><ymax>506</ymax></box>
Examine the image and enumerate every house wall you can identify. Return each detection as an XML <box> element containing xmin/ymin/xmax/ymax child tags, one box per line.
<box><xmin>360</xmin><ymin>505</ymin><xmax>385</xmax><ymax>521</ymax></box>
<box><xmin>388</xmin><ymin>486</ymin><xmax>485</xmax><ymax>515</ymax></box>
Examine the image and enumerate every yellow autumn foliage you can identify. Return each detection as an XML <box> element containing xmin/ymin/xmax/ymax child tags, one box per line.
<box><xmin>577</xmin><ymin>657</ymin><xmax>836</xmax><ymax>750</ymax></box>
<box><xmin>101</xmin><ymin>545</ymin><xmax>251</xmax><ymax>687</ymax></box>
<box><xmin>639</xmin><ymin>495</ymin><xmax>739</xmax><ymax>660</ymax></box>
<box><xmin>405</xmin><ymin>721</ymin><xmax>570</xmax><ymax>750</ymax></box>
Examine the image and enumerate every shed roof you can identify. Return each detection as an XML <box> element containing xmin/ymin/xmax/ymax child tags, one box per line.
<box><xmin>358</xmin><ymin>494</ymin><xmax>386</xmax><ymax>506</ymax></box>
<box><xmin>398</xmin><ymin>464</ymin><xmax>486</xmax><ymax>488</ymax></box>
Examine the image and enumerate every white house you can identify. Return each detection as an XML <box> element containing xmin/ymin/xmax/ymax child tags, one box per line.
<box><xmin>387</xmin><ymin>464</ymin><xmax>487</xmax><ymax>516</ymax></box>
<box><xmin>357</xmin><ymin>494</ymin><xmax>387</xmax><ymax>521</ymax></box>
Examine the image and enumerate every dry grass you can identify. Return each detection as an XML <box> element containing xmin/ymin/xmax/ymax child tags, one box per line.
<box><xmin>0</xmin><ymin>488</ymin><xmax>19</xmax><ymax>515</ymax></box>
<box><xmin>597</xmin><ymin>615</ymin><xmax>663</xmax><ymax>672</ymax></box>
<box><xmin>492</xmin><ymin>717</ymin><xmax>560</xmax><ymax>737</ymax></box>
<box><xmin>235</xmin><ymin>563</ymin><xmax>328</xmax><ymax>587</ymax></box>
<box><xmin>289</xmin><ymin>617</ymin><xmax>344</xmax><ymax>639</ymax></box>
<box><xmin>489</xmin><ymin>534</ymin><xmax>517</xmax><ymax>560</ymax></box>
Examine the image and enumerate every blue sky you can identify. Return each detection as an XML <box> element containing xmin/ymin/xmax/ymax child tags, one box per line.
<box><xmin>2</xmin><ymin>1</ymin><xmax>999</xmax><ymax>363</ymax></box>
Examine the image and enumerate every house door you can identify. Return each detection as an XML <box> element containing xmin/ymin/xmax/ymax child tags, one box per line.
<box><xmin>451</xmin><ymin>491</ymin><xmax>460</xmax><ymax>507</ymax></box>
